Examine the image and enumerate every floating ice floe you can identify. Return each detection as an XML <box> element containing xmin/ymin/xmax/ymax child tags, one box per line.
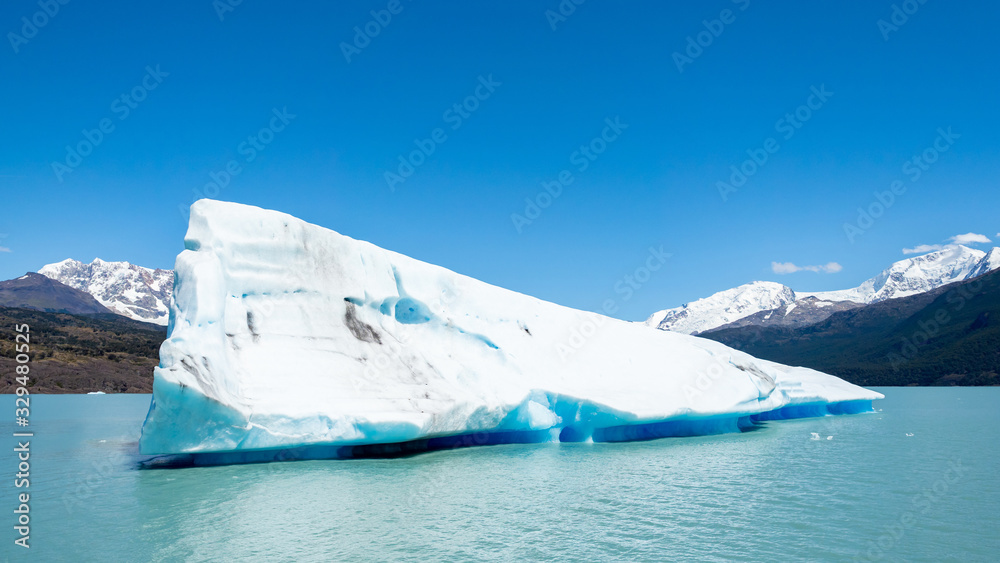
<box><xmin>139</xmin><ymin>200</ymin><xmax>883</xmax><ymax>464</ymax></box>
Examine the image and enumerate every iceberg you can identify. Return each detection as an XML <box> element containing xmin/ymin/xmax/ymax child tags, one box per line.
<box><xmin>139</xmin><ymin>200</ymin><xmax>882</xmax><ymax>462</ymax></box>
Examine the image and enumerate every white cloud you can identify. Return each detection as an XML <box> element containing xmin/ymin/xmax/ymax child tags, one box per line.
<box><xmin>0</xmin><ymin>247</ymin><xmax>10</xmax><ymax>253</ymax></box>
<box><xmin>948</xmin><ymin>232</ymin><xmax>992</xmax><ymax>245</ymax></box>
<box><xmin>771</xmin><ymin>261</ymin><xmax>842</xmax><ymax>275</ymax></box>
<box><xmin>903</xmin><ymin>233</ymin><xmax>993</xmax><ymax>254</ymax></box>
<box><xmin>771</xmin><ymin>262</ymin><xmax>799</xmax><ymax>274</ymax></box>
<box><xmin>902</xmin><ymin>244</ymin><xmax>944</xmax><ymax>255</ymax></box>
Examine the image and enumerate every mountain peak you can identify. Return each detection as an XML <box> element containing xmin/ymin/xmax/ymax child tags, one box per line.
<box><xmin>645</xmin><ymin>281</ymin><xmax>795</xmax><ymax>335</ymax></box>
<box><xmin>968</xmin><ymin>247</ymin><xmax>1000</xmax><ymax>279</ymax></box>
<box><xmin>647</xmin><ymin>244</ymin><xmax>1000</xmax><ymax>335</ymax></box>
<box><xmin>38</xmin><ymin>258</ymin><xmax>172</xmax><ymax>325</ymax></box>
<box><xmin>0</xmin><ymin>272</ymin><xmax>111</xmax><ymax>315</ymax></box>
<box><xmin>48</xmin><ymin>258</ymin><xmax>83</xmax><ymax>269</ymax></box>
<box><xmin>799</xmin><ymin>245</ymin><xmax>990</xmax><ymax>304</ymax></box>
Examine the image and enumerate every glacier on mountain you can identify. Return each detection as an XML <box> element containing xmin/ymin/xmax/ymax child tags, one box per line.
<box><xmin>965</xmin><ymin>247</ymin><xmax>1000</xmax><ymax>281</ymax></box>
<box><xmin>139</xmin><ymin>200</ymin><xmax>882</xmax><ymax>462</ymax></box>
<box><xmin>39</xmin><ymin>258</ymin><xmax>172</xmax><ymax>325</ymax></box>
<box><xmin>648</xmin><ymin>244</ymin><xmax>1000</xmax><ymax>335</ymax></box>
<box><xmin>797</xmin><ymin>245</ymin><xmax>989</xmax><ymax>304</ymax></box>
<box><xmin>644</xmin><ymin>281</ymin><xmax>796</xmax><ymax>334</ymax></box>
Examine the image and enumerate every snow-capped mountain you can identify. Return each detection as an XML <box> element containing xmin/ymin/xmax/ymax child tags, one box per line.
<box><xmin>966</xmin><ymin>247</ymin><xmax>1000</xmax><ymax>280</ymax></box>
<box><xmin>705</xmin><ymin>296</ymin><xmax>865</xmax><ymax>333</ymax></box>
<box><xmin>38</xmin><ymin>258</ymin><xmax>172</xmax><ymax>325</ymax></box>
<box><xmin>644</xmin><ymin>281</ymin><xmax>795</xmax><ymax>335</ymax></box>
<box><xmin>647</xmin><ymin>245</ymin><xmax>1000</xmax><ymax>335</ymax></box>
<box><xmin>797</xmin><ymin>245</ymin><xmax>988</xmax><ymax>304</ymax></box>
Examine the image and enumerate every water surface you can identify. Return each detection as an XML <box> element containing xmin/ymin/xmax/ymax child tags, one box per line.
<box><xmin>2</xmin><ymin>388</ymin><xmax>997</xmax><ymax>561</ymax></box>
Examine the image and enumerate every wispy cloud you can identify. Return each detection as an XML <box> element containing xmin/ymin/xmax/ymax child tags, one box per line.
<box><xmin>949</xmin><ymin>232</ymin><xmax>992</xmax><ymax>245</ymax></box>
<box><xmin>771</xmin><ymin>261</ymin><xmax>842</xmax><ymax>275</ymax></box>
<box><xmin>0</xmin><ymin>247</ymin><xmax>10</xmax><ymax>253</ymax></box>
<box><xmin>902</xmin><ymin>244</ymin><xmax>944</xmax><ymax>255</ymax></box>
<box><xmin>903</xmin><ymin>232</ymin><xmax>993</xmax><ymax>254</ymax></box>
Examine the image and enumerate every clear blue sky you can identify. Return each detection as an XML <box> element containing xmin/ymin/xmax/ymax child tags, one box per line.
<box><xmin>1</xmin><ymin>0</ymin><xmax>998</xmax><ymax>321</ymax></box>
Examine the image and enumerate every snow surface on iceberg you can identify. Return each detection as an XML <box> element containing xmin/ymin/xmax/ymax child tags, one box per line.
<box><xmin>139</xmin><ymin>200</ymin><xmax>882</xmax><ymax>459</ymax></box>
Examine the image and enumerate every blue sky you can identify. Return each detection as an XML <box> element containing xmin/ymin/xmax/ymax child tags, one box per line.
<box><xmin>1</xmin><ymin>0</ymin><xmax>998</xmax><ymax>321</ymax></box>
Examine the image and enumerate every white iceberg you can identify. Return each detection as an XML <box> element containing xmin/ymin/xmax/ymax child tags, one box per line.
<box><xmin>139</xmin><ymin>200</ymin><xmax>882</xmax><ymax>462</ymax></box>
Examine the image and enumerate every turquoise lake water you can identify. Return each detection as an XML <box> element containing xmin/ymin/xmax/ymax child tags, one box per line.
<box><xmin>1</xmin><ymin>388</ymin><xmax>997</xmax><ymax>562</ymax></box>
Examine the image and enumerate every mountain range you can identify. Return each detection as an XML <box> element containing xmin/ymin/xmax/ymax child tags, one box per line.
<box><xmin>645</xmin><ymin>245</ymin><xmax>1000</xmax><ymax>335</ymax></box>
<box><xmin>38</xmin><ymin>258</ymin><xmax>172</xmax><ymax>325</ymax></box>
<box><xmin>0</xmin><ymin>272</ymin><xmax>111</xmax><ymax>315</ymax></box>
<box><xmin>702</xmin><ymin>268</ymin><xmax>1000</xmax><ymax>386</ymax></box>
<box><xmin>0</xmin><ymin>260</ymin><xmax>169</xmax><ymax>393</ymax></box>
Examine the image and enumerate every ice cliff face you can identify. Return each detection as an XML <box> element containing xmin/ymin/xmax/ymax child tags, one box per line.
<box><xmin>139</xmin><ymin>200</ymin><xmax>881</xmax><ymax>459</ymax></box>
<box><xmin>39</xmin><ymin>258</ymin><xmax>172</xmax><ymax>325</ymax></box>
